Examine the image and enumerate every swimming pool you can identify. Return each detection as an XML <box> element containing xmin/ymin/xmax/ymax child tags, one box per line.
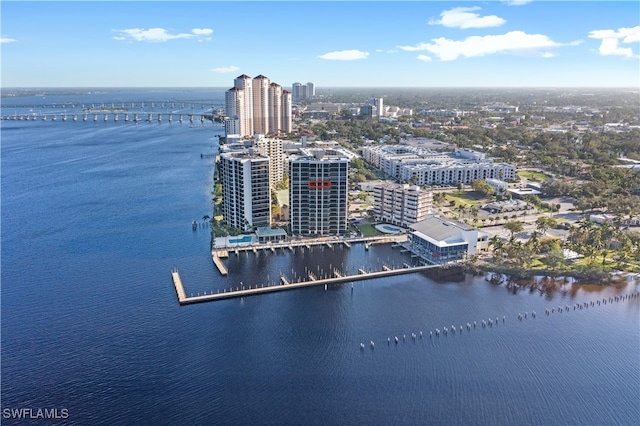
<box><xmin>229</xmin><ymin>235</ymin><xmax>252</xmax><ymax>244</ymax></box>
<box><xmin>375</xmin><ymin>224</ymin><xmax>402</xmax><ymax>234</ymax></box>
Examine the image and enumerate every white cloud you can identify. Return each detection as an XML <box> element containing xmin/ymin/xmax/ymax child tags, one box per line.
<box><xmin>318</xmin><ymin>50</ymin><xmax>369</xmax><ymax>60</ymax></box>
<box><xmin>398</xmin><ymin>31</ymin><xmax>571</xmax><ymax>61</ymax></box>
<box><xmin>192</xmin><ymin>28</ymin><xmax>213</xmax><ymax>36</ymax></box>
<box><xmin>113</xmin><ymin>27</ymin><xmax>213</xmax><ymax>42</ymax></box>
<box><xmin>417</xmin><ymin>55</ymin><xmax>432</xmax><ymax>62</ymax></box>
<box><xmin>212</xmin><ymin>66</ymin><xmax>240</xmax><ymax>73</ymax></box>
<box><xmin>502</xmin><ymin>0</ymin><xmax>533</xmax><ymax>6</ymax></box>
<box><xmin>429</xmin><ymin>7</ymin><xmax>506</xmax><ymax>29</ymax></box>
<box><xmin>589</xmin><ymin>26</ymin><xmax>640</xmax><ymax>58</ymax></box>
<box><xmin>1</xmin><ymin>37</ymin><xmax>17</xmax><ymax>43</ymax></box>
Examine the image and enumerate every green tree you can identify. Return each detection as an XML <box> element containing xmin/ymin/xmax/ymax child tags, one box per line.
<box><xmin>504</xmin><ymin>220</ymin><xmax>524</xmax><ymax>238</ymax></box>
<box><xmin>471</xmin><ymin>179</ymin><xmax>495</xmax><ymax>196</ymax></box>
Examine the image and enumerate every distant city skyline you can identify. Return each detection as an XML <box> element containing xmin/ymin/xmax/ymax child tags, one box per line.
<box><xmin>1</xmin><ymin>1</ymin><xmax>639</xmax><ymax>88</ymax></box>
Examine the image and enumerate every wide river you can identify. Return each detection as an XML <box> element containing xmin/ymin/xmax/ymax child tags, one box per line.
<box><xmin>1</xmin><ymin>89</ymin><xmax>638</xmax><ymax>425</ymax></box>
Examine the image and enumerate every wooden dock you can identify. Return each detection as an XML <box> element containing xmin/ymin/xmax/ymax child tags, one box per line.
<box><xmin>211</xmin><ymin>252</ymin><xmax>228</xmax><ymax>275</ymax></box>
<box><xmin>171</xmin><ymin>269</ymin><xmax>187</xmax><ymax>303</ymax></box>
<box><xmin>173</xmin><ymin>264</ymin><xmax>441</xmax><ymax>305</ymax></box>
<box><xmin>217</xmin><ymin>234</ymin><xmax>407</xmax><ymax>255</ymax></box>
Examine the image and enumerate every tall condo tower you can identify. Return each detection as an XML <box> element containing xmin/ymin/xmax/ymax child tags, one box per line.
<box><xmin>219</xmin><ymin>150</ymin><xmax>271</xmax><ymax>231</ymax></box>
<box><xmin>254</xmin><ymin>135</ymin><xmax>284</xmax><ymax>188</ymax></box>
<box><xmin>289</xmin><ymin>149</ymin><xmax>349</xmax><ymax>236</ymax></box>
<box><xmin>233</xmin><ymin>74</ymin><xmax>254</xmax><ymax>137</ymax></box>
<box><xmin>252</xmin><ymin>75</ymin><xmax>270</xmax><ymax>135</ymax></box>
<box><xmin>224</xmin><ymin>87</ymin><xmax>244</xmax><ymax>136</ymax></box>
<box><xmin>306</xmin><ymin>82</ymin><xmax>315</xmax><ymax>99</ymax></box>
<box><xmin>281</xmin><ymin>90</ymin><xmax>292</xmax><ymax>133</ymax></box>
<box><xmin>225</xmin><ymin>74</ymin><xmax>292</xmax><ymax>138</ymax></box>
<box><xmin>268</xmin><ymin>83</ymin><xmax>283</xmax><ymax>134</ymax></box>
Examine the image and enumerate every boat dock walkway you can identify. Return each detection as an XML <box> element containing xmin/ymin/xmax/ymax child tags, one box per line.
<box><xmin>172</xmin><ymin>263</ymin><xmax>440</xmax><ymax>305</ymax></box>
<box><xmin>209</xmin><ymin>235</ymin><xmax>408</xmax><ymax>276</ymax></box>
<box><xmin>171</xmin><ymin>269</ymin><xmax>187</xmax><ymax>304</ymax></box>
<box><xmin>216</xmin><ymin>234</ymin><xmax>407</xmax><ymax>255</ymax></box>
<box><xmin>211</xmin><ymin>252</ymin><xmax>228</xmax><ymax>275</ymax></box>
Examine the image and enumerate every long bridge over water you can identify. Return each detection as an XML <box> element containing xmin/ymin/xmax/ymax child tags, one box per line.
<box><xmin>1</xmin><ymin>100</ymin><xmax>225</xmax><ymax>124</ymax></box>
<box><xmin>1</xmin><ymin>111</ymin><xmax>220</xmax><ymax>124</ymax></box>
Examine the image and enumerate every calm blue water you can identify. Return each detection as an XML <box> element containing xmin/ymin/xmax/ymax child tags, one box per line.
<box><xmin>2</xmin><ymin>89</ymin><xmax>639</xmax><ymax>425</ymax></box>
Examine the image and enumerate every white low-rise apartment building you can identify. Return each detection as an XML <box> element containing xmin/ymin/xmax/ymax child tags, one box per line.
<box><xmin>362</xmin><ymin>145</ymin><xmax>515</xmax><ymax>186</ymax></box>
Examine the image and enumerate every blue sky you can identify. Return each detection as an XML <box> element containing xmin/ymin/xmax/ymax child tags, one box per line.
<box><xmin>1</xmin><ymin>1</ymin><xmax>639</xmax><ymax>87</ymax></box>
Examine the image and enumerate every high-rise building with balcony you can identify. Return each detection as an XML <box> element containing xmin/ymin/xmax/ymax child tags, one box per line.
<box><xmin>252</xmin><ymin>75</ymin><xmax>270</xmax><ymax>135</ymax></box>
<box><xmin>289</xmin><ymin>149</ymin><xmax>349</xmax><ymax>236</ymax></box>
<box><xmin>219</xmin><ymin>150</ymin><xmax>271</xmax><ymax>231</ymax></box>
<box><xmin>225</xmin><ymin>74</ymin><xmax>292</xmax><ymax>138</ymax></box>
<box><xmin>254</xmin><ymin>135</ymin><xmax>284</xmax><ymax>188</ymax></box>
<box><xmin>373</xmin><ymin>183</ymin><xmax>433</xmax><ymax>227</ymax></box>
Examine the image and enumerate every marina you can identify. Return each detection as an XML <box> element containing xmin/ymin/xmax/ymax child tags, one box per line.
<box><xmin>173</xmin><ymin>262</ymin><xmax>441</xmax><ymax>305</ymax></box>
<box><xmin>3</xmin><ymin>88</ymin><xmax>639</xmax><ymax>426</ymax></box>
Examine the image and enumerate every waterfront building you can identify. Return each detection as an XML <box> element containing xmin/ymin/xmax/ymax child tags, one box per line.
<box><xmin>408</xmin><ymin>215</ymin><xmax>485</xmax><ymax>265</ymax></box>
<box><xmin>373</xmin><ymin>183</ymin><xmax>433</xmax><ymax>227</ymax></box>
<box><xmin>289</xmin><ymin>148</ymin><xmax>349</xmax><ymax>236</ymax></box>
<box><xmin>223</xmin><ymin>116</ymin><xmax>241</xmax><ymax>137</ymax></box>
<box><xmin>224</xmin><ymin>87</ymin><xmax>245</xmax><ymax>135</ymax></box>
<box><xmin>219</xmin><ymin>150</ymin><xmax>271</xmax><ymax>231</ymax></box>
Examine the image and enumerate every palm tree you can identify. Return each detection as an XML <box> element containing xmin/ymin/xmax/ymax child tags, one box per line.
<box><xmin>535</xmin><ymin>216</ymin><xmax>556</xmax><ymax>235</ymax></box>
<box><xmin>528</xmin><ymin>230</ymin><xmax>542</xmax><ymax>254</ymax></box>
<box><xmin>489</xmin><ymin>235</ymin><xmax>505</xmax><ymax>261</ymax></box>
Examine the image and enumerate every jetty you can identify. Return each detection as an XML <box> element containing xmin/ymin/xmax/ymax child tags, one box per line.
<box><xmin>171</xmin><ymin>269</ymin><xmax>187</xmax><ymax>303</ymax></box>
<box><xmin>211</xmin><ymin>252</ymin><xmax>228</xmax><ymax>275</ymax></box>
<box><xmin>172</xmin><ymin>263</ymin><xmax>441</xmax><ymax>305</ymax></box>
<box><xmin>219</xmin><ymin>234</ymin><xmax>407</xmax><ymax>255</ymax></box>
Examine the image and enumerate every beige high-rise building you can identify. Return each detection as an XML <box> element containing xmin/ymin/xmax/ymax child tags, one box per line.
<box><xmin>225</xmin><ymin>74</ymin><xmax>292</xmax><ymax>138</ymax></box>
<box><xmin>252</xmin><ymin>75</ymin><xmax>270</xmax><ymax>135</ymax></box>
<box><xmin>268</xmin><ymin>83</ymin><xmax>282</xmax><ymax>135</ymax></box>
<box><xmin>224</xmin><ymin>87</ymin><xmax>244</xmax><ymax>135</ymax></box>
<box><xmin>233</xmin><ymin>74</ymin><xmax>254</xmax><ymax>137</ymax></box>
<box><xmin>281</xmin><ymin>90</ymin><xmax>292</xmax><ymax>133</ymax></box>
<box><xmin>254</xmin><ymin>135</ymin><xmax>284</xmax><ymax>188</ymax></box>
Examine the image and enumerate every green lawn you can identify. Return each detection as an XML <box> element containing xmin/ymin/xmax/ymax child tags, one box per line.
<box><xmin>357</xmin><ymin>223</ymin><xmax>383</xmax><ymax>237</ymax></box>
<box><xmin>445</xmin><ymin>192</ymin><xmax>484</xmax><ymax>207</ymax></box>
<box><xmin>517</xmin><ymin>170</ymin><xmax>551</xmax><ymax>182</ymax></box>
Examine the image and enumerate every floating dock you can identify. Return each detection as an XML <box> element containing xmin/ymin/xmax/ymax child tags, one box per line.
<box><xmin>211</xmin><ymin>252</ymin><xmax>228</xmax><ymax>275</ymax></box>
<box><xmin>171</xmin><ymin>269</ymin><xmax>187</xmax><ymax>304</ymax></box>
<box><xmin>172</xmin><ymin>264</ymin><xmax>441</xmax><ymax>305</ymax></box>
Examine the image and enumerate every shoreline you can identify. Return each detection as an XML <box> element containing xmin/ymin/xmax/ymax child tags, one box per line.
<box><xmin>462</xmin><ymin>260</ymin><xmax>640</xmax><ymax>286</ymax></box>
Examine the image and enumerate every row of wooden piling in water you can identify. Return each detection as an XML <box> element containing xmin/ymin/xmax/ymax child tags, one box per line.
<box><xmin>360</xmin><ymin>291</ymin><xmax>640</xmax><ymax>352</ymax></box>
